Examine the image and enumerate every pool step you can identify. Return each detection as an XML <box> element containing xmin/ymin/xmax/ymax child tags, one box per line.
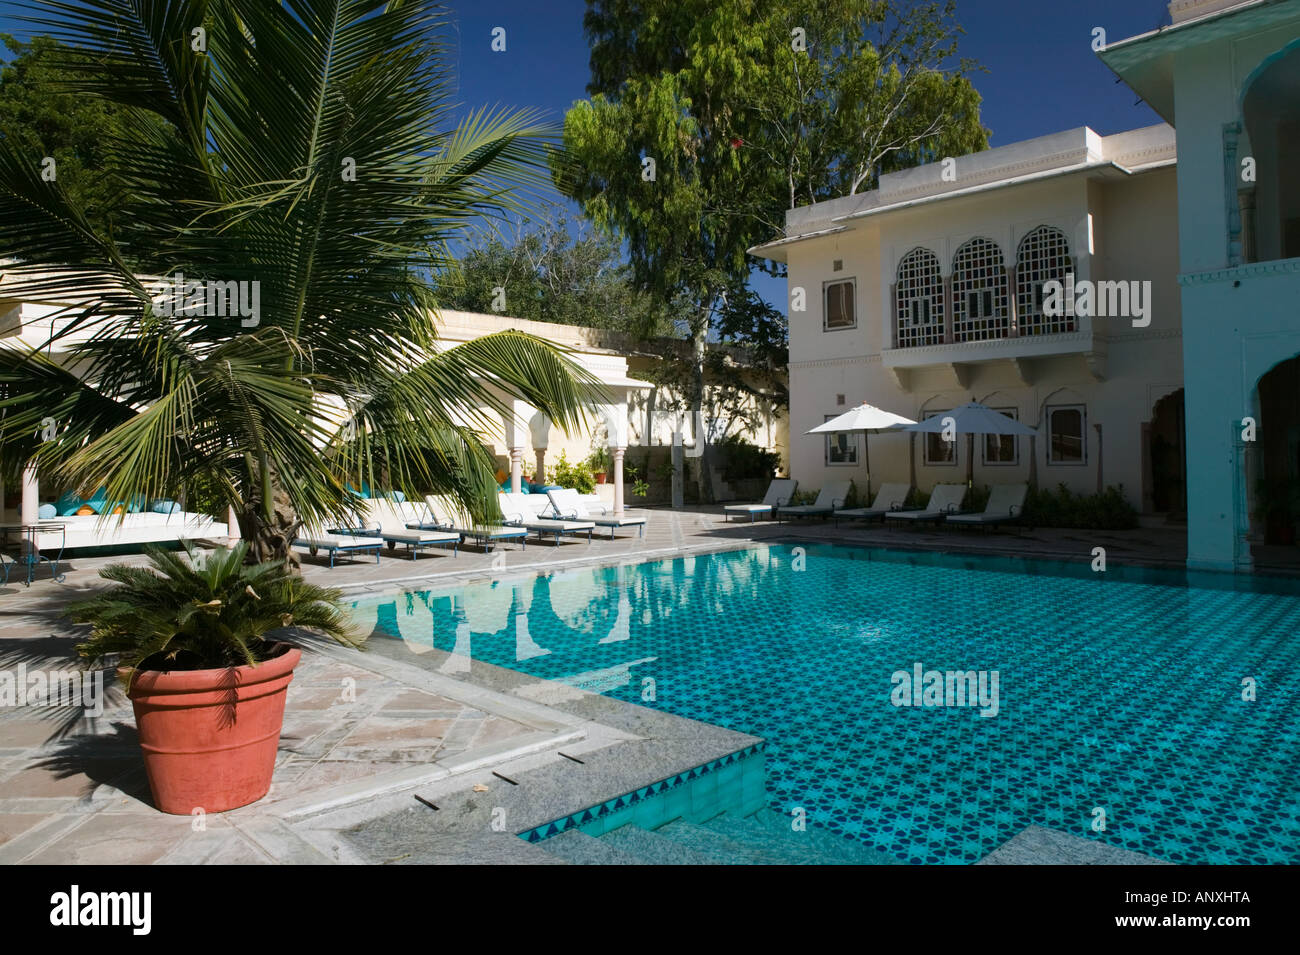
<box><xmin>540</xmin><ymin>830</ymin><xmax>645</xmax><ymax>865</ymax></box>
<box><xmin>537</xmin><ymin>808</ymin><xmax>898</xmax><ymax>865</ymax></box>
<box><xmin>598</xmin><ymin>824</ymin><xmax>719</xmax><ymax>865</ymax></box>
<box><xmin>695</xmin><ymin>809</ymin><xmax>899</xmax><ymax>865</ymax></box>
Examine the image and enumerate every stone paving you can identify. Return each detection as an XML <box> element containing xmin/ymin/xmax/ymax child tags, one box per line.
<box><xmin>0</xmin><ymin>507</ymin><xmax>1195</xmax><ymax>864</ymax></box>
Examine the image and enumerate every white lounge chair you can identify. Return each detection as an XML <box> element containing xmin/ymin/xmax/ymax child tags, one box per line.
<box><xmin>833</xmin><ymin>483</ymin><xmax>913</xmax><ymax>523</ymax></box>
<box><xmin>884</xmin><ymin>484</ymin><xmax>968</xmax><ymax>526</ymax></box>
<box><xmin>499</xmin><ymin>492</ymin><xmax>595</xmax><ymax>545</ymax></box>
<box><xmin>361</xmin><ymin>499</ymin><xmax>461</xmax><ymax>559</ymax></box>
<box><xmin>413</xmin><ymin>495</ymin><xmax>529</xmax><ymax>552</ymax></box>
<box><xmin>545</xmin><ymin>488</ymin><xmax>647</xmax><ymax>539</ymax></box>
<box><xmin>946</xmin><ymin>483</ymin><xmax>1028</xmax><ymax>531</ymax></box>
<box><xmin>293</xmin><ymin>525</ymin><xmax>385</xmax><ymax>567</ymax></box>
<box><xmin>777</xmin><ymin>481</ymin><xmax>852</xmax><ymax>521</ymax></box>
<box><xmin>723</xmin><ymin>478</ymin><xmax>797</xmax><ymax>523</ymax></box>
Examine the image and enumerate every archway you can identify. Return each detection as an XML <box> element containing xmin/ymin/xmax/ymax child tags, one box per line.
<box><xmin>1147</xmin><ymin>389</ymin><xmax>1186</xmax><ymax>518</ymax></box>
<box><xmin>1241</xmin><ymin>38</ymin><xmax>1300</xmax><ymax>263</ymax></box>
<box><xmin>1254</xmin><ymin>356</ymin><xmax>1300</xmax><ymax>545</ymax></box>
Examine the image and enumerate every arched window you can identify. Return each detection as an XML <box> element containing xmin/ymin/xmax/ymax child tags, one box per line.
<box><xmin>1016</xmin><ymin>226</ymin><xmax>1073</xmax><ymax>335</ymax></box>
<box><xmin>894</xmin><ymin>247</ymin><xmax>944</xmax><ymax>348</ymax></box>
<box><xmin>951</xmin><ymin>237</ymin><xmax>1008</xmax><ymax>342</ymax></box>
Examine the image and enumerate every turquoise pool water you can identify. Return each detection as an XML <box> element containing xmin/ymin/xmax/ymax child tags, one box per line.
<box><xmin>351</xmin><ymin>544</ymin><xmax>1300</xmax><ymax>864</ymax></box>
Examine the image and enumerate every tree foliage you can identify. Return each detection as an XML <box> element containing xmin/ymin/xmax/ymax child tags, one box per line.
<box><xmin>558</xmin><ymin>0</ymin><xmax>989</xmax><ymax>497</ymax></box>
<box><xmin>0</xmin><ymin>34</ymin><xmax>157</xmax><ymax>238</ymax></box>
<box><xmin>437</xmin><ymin>210</ymin><xmax>679</xmax><ymax>336</ymax></box>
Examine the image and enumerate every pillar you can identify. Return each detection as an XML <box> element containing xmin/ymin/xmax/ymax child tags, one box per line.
<box><xmin>509</xmin><ymin>446</ymin><xmax>523</xmax><ymax>494</ymax></box>
<box><xmin>612</xmin><ymin>446</ymin><xmax>626</xmax><ymax>516</ymax></box>
<box><xmin>528</xmin><ymin>411</ymin><xmax>550</xmax><ymax>486</ymax></box>
<box><xmin>227</xmin><ymin>504</ymin><xmax>241</xmax><ymax>540</ymax></box>
<box><xmin>21</xmin><ymin>463</ymin><xmax>39</xmax><ymax>561</ymax></box>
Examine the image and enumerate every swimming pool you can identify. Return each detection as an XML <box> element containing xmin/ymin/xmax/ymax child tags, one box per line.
<box><xmin>351</xmin><ymin>543</ymin><xmax>1300</xmax><ymax>864</ymax></box>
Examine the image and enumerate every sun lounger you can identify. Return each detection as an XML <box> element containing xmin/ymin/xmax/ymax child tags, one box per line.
<box><xmin>945</xmin><ymin>483</ymin><xmax>1028</xmax><ymax>531</ymax></box>
<box><xmin>545</xmin><ymin>488</ymin><xmax>647</xmax><ymax>539</ymax></box>
<box><xmin>293</xmin><ymin>526</ymin><xmax>384</xmax><ymax>567</ymax></box>
<box><xmin>884</xmin><ymin>484</ymin><xmax>968</xmax><ymax>527</ymax></box>
<box><xmin>833</xmin><ymin>483</ymin><xmax>913</xmax><ymax>523</ymax></box>
<box><xmin>499</xmin><ymin>492</ymin><xmax>595</xmax><ymax>545</ymax></box>
<box><xmin>723</xmin><ymin>478</ymin><xmax>797</xmax><ymax>522</ymax></box>
<box><xmin>414</xmin><ymin>495</ymin><xmax>528</xmax><ymax>552</ymax></box>
<box><xmin>361</xmin><ymin>499</ymin><xmax>460</xmax><ymax>558</ymax></box>
<box><xmin>777</xmin><ymin>481</ymin><xmax>852</xmax><ymax>521</ymax></box>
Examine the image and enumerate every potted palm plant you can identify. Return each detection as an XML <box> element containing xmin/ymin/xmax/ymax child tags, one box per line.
<box><xmin>68</xmin><ymin>542</ymin><xmax>360</xmax><ymax>815</ymax></box>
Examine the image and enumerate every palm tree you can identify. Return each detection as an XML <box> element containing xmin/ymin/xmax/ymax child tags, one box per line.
<box><xmin>0</xmin><ymin>0</ymin><xmax>601</xmax><ymax>562</ymax></box>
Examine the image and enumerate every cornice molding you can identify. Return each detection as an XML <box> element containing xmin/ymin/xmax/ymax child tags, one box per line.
<box><xmin>1178</xmin><ymin>258</ymin><xmax>1300</xmax><ymax>285</ymax></box>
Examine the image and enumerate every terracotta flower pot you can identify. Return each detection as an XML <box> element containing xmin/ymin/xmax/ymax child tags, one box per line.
<box><xmin>593</xmin><ymin>472</ymin><xmax>607</xmax><ymax>484</ymax></box>
<box><xmin>121</xmin><ymin>645</ymin><xmax>301</xmax><ymax>814</ymax></box>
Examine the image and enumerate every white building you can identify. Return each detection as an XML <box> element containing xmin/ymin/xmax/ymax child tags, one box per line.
<box><xmin>1101</xmin><ymin>0</ymin><xmax>1300</xmax><ymax>571</ymax></box>
<box><xmin>751</xmin><ymin>123</ymin><xmax>1186</xmax><ymax>513</ymax></box>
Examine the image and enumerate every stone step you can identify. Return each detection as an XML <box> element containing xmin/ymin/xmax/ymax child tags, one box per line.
<box><xmin>701</xmin><ymin>809</ymin><xmax>901</xmax><ymax>864</ymax></box>
<box><xmin>540</xmin><ymin>829</ymin><xmax>646</xmax><ymax>865</ymax></box>
<box><xmin>600</xmin><ymin>823</ymin><xmax>721</xmax><ymax>865</ymax></box>
<box><xmin>654</xmin><ymin>818</ymin><xmax>817</xmax><ymax>865</ymax></box>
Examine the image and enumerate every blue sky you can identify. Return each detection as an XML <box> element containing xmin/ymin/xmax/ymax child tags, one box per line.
<box><xmin>446</xmin><ymin>0</ymin><xmax>1167</xmax><ymax>148</ymax></box>
<box><xmin>441</xmin><ymin>0</ymin><xmax>1170</xmax><ymax>311</ymax></box>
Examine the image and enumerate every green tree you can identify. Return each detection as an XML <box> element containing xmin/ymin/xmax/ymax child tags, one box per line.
<box><xmin>0</xmin><ymin>0</ymin><xmax>600</xmax><ymax>563</ymax></box>
<box><xmin>558</xmin><ymin>0</ymin><xmax>988</xmax><ymax>499</ymax></box>
<box><xmin>0</xmin><ymin>34</ymin><xmax>147</xmax><ymax>238</ymax></box>
<box><xmin>438</xmin><ymin>209</ymin><xmax>677</xmax><ymax>336</ymax></box>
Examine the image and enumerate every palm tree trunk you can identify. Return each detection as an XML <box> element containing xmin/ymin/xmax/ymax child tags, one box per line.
<box><xmin>241</xmin><ymin>458</ymin><xmax>300</xmax><ymax>567</ymax></box>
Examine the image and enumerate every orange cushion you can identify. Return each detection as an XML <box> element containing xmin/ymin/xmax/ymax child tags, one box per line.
<box><xmin>76</xmin><ymin>505</ymin><xmax>95</xmax><ymax>515</ymax></box>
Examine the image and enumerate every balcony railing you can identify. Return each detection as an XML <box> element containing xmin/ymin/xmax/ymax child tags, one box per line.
<box><xmin>894</xmin><ymin>302</ymin><xmax>1076</xmax><ymax>347</ymax></box>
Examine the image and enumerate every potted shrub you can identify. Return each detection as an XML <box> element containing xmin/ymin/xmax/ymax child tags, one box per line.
<box><xmin>587</xmin><ymin>446</ymin><xmax>612</xmax><ymax>484</ymax></box>
<box><xmin>67</xmin><ymin>542</ymin><xmax>360</xmax><ymax>815</ymax></box>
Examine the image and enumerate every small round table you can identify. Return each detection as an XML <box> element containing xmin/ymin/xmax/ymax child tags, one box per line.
<box><xmin>0</xmin><ymin>523</ymin><xmax>67</xmax><ymax>586</ymax></box>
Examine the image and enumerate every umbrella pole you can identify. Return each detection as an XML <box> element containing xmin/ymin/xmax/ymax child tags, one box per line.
<box><xmin>967</xmin><ymin>433</ymin><xmax>974</xmax><ymax>488</ymax></box>
<box><xmin>864</xmin><ymin>433</ymin><xmax>871</xmax><ymax>502</ymax></box>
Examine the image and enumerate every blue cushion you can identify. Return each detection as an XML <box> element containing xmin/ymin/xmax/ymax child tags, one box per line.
<box><xmin>345</xmin><ymin>481</ymin><xmax>372</xmax><ymax>499</ymax></box>
<box><xmin>38</xmin><ymin>503</ymin><xmax>57</xmax><ymax>519</ymax></box>
<box><xmin>151</xmin><ymin>500</ymin><xmax>181</xmax><ymax>514</ymax></box>
<box><xmin>54</xmin><ymin>490</ymin><xmax>82</xmax><ymax>517</ymax></box>
<box><xmin>83</xmin><ymin>486</ymin><xmax>109</xmax><ymax>514</ymax></box>
<box><xmin>382</xmin><ymin>490</ymin><xmax>405</xmax><ymax>503</ymax></box>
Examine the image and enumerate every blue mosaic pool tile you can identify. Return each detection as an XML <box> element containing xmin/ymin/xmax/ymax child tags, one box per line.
<box><xmin>360</xmin><ymin>544</ymin><xmax>1300</xmax><ymax>864</ymax></box>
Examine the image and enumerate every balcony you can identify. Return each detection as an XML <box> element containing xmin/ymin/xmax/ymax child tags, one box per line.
<box><xmin>881</xmin><ymin>309</ymin><xmax>1103</xmax><ymax>391</ymax></box>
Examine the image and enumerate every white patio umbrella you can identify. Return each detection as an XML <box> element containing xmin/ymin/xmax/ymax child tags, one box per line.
<box><xmin>903</xmin><ymin>401</ymin><xmax>1038</xmax><ymax>485</ymax></box>
<box><xmin>807</xmin><ymin>402</ymin><xmax>916</xmax><ymax>499</ymax></box>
